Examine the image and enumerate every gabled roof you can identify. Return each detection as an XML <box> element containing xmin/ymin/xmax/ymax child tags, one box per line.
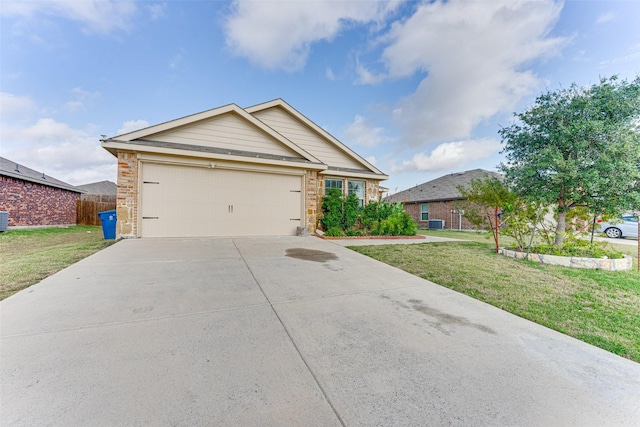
<box><xmin>102</xmin><ymin>99</ymin><xmax>387</xmax><ymax>180</ymax></box>
<box><xmin>102</xmin><ymin>103</ymin><xmax>323</xmax><ymax>165</ymax></box>
<box><xmin>76</xmin><ymin>180</ymin><xmax>117</xmax><ymax>195</ymax></box>
<box><xmin>245</xmin><ymin>99</ymin><xmax>387</xmax><ymax>178</ymax></box>
<box><xmin>0</xmin><ymin>157</ymin><xmax>82</xmax><ymax>193</ymax></box>
<box><xmin>386</xmin><ymin>169</ymin><xmax>503</xmax><ymax>203</ymax></box>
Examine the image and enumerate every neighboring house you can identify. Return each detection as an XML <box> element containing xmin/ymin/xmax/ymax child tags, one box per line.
<box><xmin>0</xmin><ymin>157</ymin><xmax>83</xmax><ymax>227</ymax></box>
<box><xmin>101</xmin><ymin>99</ymin><xmax>388</xmax><ymax>238</ymax></box>
<box><xmin>76</xmin><ymin>180</ymin><xmax>117</xmax><ymax>203</ymax></box>
<box><xmin>385</xmin><ymin>169</ymin><xmax>503</xmax><ymax>230</ymax></box>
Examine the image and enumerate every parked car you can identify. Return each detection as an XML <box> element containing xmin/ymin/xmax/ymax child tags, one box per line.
<box><xmin>596</xmin><ymin>215</ymin><xmax>638</xmax><ymax>238</ymax></box>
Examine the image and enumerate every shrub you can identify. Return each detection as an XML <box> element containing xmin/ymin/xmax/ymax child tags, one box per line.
<box><xmin>321</xmin><ymin>189</ymin><xmax>344</xmax><ymax>230</ymax></box>
<box><xmin>320</xmin><ymin>192</ymin><xmax>417</xmax><ymax>236</ymax></box>
<box><xmin>528</xmin><ymin>236</ymin><xmax>623</xmax><ymax>259</ymax></box>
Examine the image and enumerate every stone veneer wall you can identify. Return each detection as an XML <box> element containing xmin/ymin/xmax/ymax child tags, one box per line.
<box><xmin>500</xmin><ymin>248</ymin><xmax>632</xmax><ymax>271</ymax></box>
<box><xmin>0</xmin><ymin>176</ymin><xmax>80</xmax><ymax>226</ymax></box>
<box><xmin>305</xmin><ymin>170</ymin><xmax>318</xmax><ymax>233</ymax></box>
<box><xmin>115</xmin><ymin>152</ymin><xmax>138</xmax><ymax>238</ymax></box>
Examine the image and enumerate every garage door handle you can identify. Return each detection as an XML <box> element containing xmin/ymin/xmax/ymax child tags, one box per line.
<box><xmin>143</xmin><ymin>217</ymin><xmax>159</xmax><ymax>219</ymax></box>
<box><xmin>228</xmin><ymin>205</ymin><xmax>233</xmax><ymax>213</ymax></box>
<box><xmin>290</xmin><ymin>218</ymin><xmax>300</xmax><ymax>221</ymax></box>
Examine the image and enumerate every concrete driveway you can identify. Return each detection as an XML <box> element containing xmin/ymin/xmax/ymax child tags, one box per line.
<box><xmin>1</xmin><ymin>237</ymin><xmax>639</xmax><ymax>426</ymax></box>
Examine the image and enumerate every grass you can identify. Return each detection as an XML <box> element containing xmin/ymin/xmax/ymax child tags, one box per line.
<box><xmin>350</xmin><ymin>230</ymin><xmax>640</xmax><ymax>362</ymax></box>
<box><xmin>0</xmin><ymin>226</ymin><xmax>116</xmax><ymax>300</ymax></box>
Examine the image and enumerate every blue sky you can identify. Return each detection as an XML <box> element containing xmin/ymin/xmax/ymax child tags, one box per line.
<box><xmin>1</xmin><ymin>0</ymin><xmax>639</xmax><ymax>194</ymax></box>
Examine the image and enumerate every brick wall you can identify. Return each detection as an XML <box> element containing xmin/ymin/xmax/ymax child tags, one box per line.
<box><xmin>115</xmin><ymin>152</ymin><xmax>138</xmax><ymax>238</ymax></box>
<box><xmin>0</xmin><ymin>176</ymin><xmax>80</xmax><ymax>226</ymax></box>
<box><xmin>403</xmin><ymin>200</ymin><xmax>480</xmax><ymax>230</ymax></box>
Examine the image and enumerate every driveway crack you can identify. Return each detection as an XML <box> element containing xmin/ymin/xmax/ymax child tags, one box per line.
<box><xmin>233</xmin><ymin>239</ymin><xmax>346</xmax><ymax>427</ymax></box>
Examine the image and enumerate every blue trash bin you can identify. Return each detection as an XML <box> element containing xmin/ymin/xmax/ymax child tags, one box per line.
<box><xmin>97</xmin><ymin>209</ymin><xmax>117</xmax><ymax>239</ymax></box>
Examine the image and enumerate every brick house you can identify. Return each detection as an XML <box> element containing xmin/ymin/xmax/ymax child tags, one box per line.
<box><xmin>385</xmin><ymin>169</ymin><xmax>503</xmax><ymax>230</ymax></box>
<box><xmin>0</xmin><ymin>157</ymin><xmax>83</xmax><ymax>227</ymax></box>
<box><xmin>101</xmin><ymin>99</ymin><xmax>388</xmax><ymax>238</ymax></box>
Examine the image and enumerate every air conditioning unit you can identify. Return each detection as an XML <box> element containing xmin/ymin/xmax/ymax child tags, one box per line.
<box><xmin>0</xmin><ymin>211</ymin><xmax>8</xmax><ymax>232</ymax></box>
<box><xmin>428</xmin><ymin>219</ymin><xmax>445</xmax><ymax>230</ymax></box>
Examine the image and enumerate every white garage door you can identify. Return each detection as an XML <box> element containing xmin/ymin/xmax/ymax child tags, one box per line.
<box><xmin>140</xmin><ymin>162</ymin><xmax>303</xmax><ymax>237</ymax></box>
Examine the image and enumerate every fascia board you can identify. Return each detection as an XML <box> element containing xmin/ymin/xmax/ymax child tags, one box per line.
<box><xmin>101</xmin><ymin>140</ymin><xmax>328</xmax><ymax>171</ymax></box>
<box><xmin>319</xmin><ymin>169</ymin><xmax>389</xmax><ymax>181</ymax></box>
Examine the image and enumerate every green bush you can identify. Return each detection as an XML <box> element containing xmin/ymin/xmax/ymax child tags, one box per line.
<box><xmin>529</xmin><ymin>237</ymin><xmax>623</xmax><ymax>259</ymax></box>
<box><xmin>321</xmin><ymin>189</ymin><xmax>344</xmax><ymax>230</ymax></box>
<box><xmin>325</xmin><ymin>226</ymin><xmax>345</xmax><ymax>237</ymax></box>
<box><xmin>320</xmin><ymin>192</ymin><xmax>417</xmax><ymax>236</ymax></box>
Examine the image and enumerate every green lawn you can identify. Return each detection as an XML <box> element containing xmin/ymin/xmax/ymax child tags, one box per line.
<box><xmin>350</xmin><ymin>231</ymin><xmax>640</xmax><ymax>362</ymax></box>
<box><xmin>0</xmin><ymin>226</ymin><xmax>116</xmax><ymax>300</ymax></box>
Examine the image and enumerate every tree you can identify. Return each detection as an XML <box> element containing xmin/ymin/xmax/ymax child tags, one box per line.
<box><xmin>499</xmin><ymin>75</ymin><xmax>640</xmax><ymax>246</ymax></box>
<box><xmin>457</xmin><ymin>176</ymin><xmax>515</xmax><ymax>253</ymax></box>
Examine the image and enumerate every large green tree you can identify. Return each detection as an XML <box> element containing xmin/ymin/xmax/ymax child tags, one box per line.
<box><xmin>499</xmin><ymin>75</ymin><xmax>640</xmax><ymax>246</ymax></box>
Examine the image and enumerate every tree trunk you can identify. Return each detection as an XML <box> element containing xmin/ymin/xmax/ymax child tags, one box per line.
<box><xmin>555</xmin><ymin>210</ymin><xmax>567</xmax><ymax>246</ymax></box>
<box><xmin>494</xmin><ymin>207</ymin><xmax>499</xmax><ymax>253</ymax></box>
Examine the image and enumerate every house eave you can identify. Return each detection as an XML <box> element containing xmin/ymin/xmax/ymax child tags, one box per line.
<box><xmin>102</xmin><ymin>140</ymin><xmax>328</xmax><ymax>171</ymax></box>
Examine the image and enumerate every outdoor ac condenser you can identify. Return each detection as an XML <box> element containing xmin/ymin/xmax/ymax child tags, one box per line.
<box><xmin>0</xmin><ymin>212</ymin><xmax>8</xmax><ymax>232</ymax></box>
<box><xmin>428</xmin><ymin>219</ymin><xmax>445</xmax><ymax>230</ymax></box>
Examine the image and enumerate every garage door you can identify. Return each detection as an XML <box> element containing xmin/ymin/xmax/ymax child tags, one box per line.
<box><xmin>140</xmin><ymin>162</ymin><xmax>303</xmax><ymax>237</ymax></box>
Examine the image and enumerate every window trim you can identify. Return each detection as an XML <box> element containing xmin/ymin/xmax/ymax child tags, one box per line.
<box><xmin>347</xmin><ymin>180</ymin><xmax>365</xmax><ymax>208</ymax></box>
<box><xmin>421</xmin><ymin>203</ymin><xmax>428</xmax><ymax>221</ymax></box>
<box><xmin>324</xmin><ymin>178</ymin><xmax>344</xmax><ymax>195</ymax></box>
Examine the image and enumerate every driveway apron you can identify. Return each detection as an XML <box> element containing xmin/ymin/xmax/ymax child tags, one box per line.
<box><xmin>1</xmin><ymin>236</ymin><xmax>639</xmax><ymax>426</ymax></box>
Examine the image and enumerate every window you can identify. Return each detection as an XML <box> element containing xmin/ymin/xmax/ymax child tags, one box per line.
<box><xmin>348</xmin><ymin>180</ymin><xmax>365</xmax><ymax>208</ymax></box>
<box><xmin>421</xmin><ymin>203</ymin><xmax>428</xmax><ymax>221</ymax></box>
<box><xmin>325</xmin><ymin>179</ymin><xmax>343</xmax><ymax>195</ymax></box>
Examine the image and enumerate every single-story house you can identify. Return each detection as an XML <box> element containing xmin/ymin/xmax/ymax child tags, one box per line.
<box><xmin>76</xmin><ymin>180</ymin><xmax>117</xmax><ymax>203</ymax></box>
<box><xmin>101</xmin><ymin>99</ymin><xmax>388</xmax><ymax>238</ymax></box>
<box><xmin>0</xmin><ymin>156</ymin><xmax>83</xmax><ymax>227</ymax></box>
<box><xmin>385</xmin><ymin>169</ymin><xmax>503</xmax><ymax>230</ymax></box>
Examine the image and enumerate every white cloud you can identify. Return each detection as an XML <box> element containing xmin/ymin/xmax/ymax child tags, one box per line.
<box><xmin>359</xmin><ymin>0</ymin><xmax>567</xmax><ymax>147</ymax></box>
<box><xmin>596</xmin><ymin>11</ymin><xmax>615</xmax><ymax>24</ymax></box>
<box><xmin>169</xmin><ymin>48</ymin><xmax>187</xmax><ymax>69</ymax></box>
<box><xmin>117</xmin><ymin>119</ymin><xmax>149</xmax><ymax>135</ymax></box>
<box><xmin>343</xmin><ymin>114</ymin><xmax>393</xmax><ymax>148</ymax></box>
<box><xmin>148</xmin><ymin>2</ymin><xmax>167</xmax><ymax>21</ymax></box>
<box><xmin>224</xmin><ymin>0</ymin><xmax>402</xmax><ymax>71</ymax></box>
<box><xmin>0</xmin><ymin>92</ymin><xmax>36</xmax><ymax>115</ymax></box>
<box><xmin>365</xmin><ymin>156</ymin><xmax>377</xmax><ymax>166</ymax></box>
<box><xmin>64</xmin><ymin>87</ymin><xmax>101</xmax><ymax>112</ymax></box>
<box><xmin>391</xmin><ymin>138</ymin><xmax>501</xmax><ymax>173</ymax></box>
<box><xmin>325</xmin><ymin>67</ymin><xmax>336</xmax><ymax>81</ymax></box>
<box><xmin>1</xmin><ymin>118</ymin><xmax>116</xmax><ymax>185</ymax></box>
<box><xmin>1</xmin><ymin>1</ymin><xmax>137</xmax><ymax>35</ymax></box>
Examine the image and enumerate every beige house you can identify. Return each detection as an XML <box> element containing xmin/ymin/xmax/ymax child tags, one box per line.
<box><xmin>102</xmin><ymin>99</ymin><xmax>388</xmax><ymax>238</ymax></box>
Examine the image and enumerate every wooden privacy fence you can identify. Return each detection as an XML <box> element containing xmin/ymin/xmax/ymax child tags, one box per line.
<box><xmin>76</xmin><ymin>200</ymin><xmax>116</xmax><ymax>226</ymax></box>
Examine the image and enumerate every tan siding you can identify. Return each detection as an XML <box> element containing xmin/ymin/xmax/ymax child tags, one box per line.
<box><xmin>253</xmin><ymin>108</ymin><xmax>364</xmax><ymax>170</ymax></box>
<box><xmin>148</xmin><ymin>112</ymin><xmax>301</xmax><ymax>158</ymax></box>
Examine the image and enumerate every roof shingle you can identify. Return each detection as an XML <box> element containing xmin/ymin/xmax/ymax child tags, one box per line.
<box><xmin>385</xmin><ymin>169</ymin><xmax>503</xmax><ymax>203</ymax></box>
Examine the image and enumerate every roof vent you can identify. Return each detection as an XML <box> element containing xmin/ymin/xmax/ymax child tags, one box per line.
<box><xmin>14</xmin><ymin>164</ymin><xmax>20</xmax><ymax>173</ymax></box>
<box><xmin>41</xmin><ymin>172</ymin><xmax>46</xmax><ymax>179</ymax></box>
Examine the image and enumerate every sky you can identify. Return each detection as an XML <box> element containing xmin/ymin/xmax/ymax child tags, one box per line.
<box><xmin>1</xmin><ymin>0</ymin><xmax>639</xmax><ymax>194</ymax></box>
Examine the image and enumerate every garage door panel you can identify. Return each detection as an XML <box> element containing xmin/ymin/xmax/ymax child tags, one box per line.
<box><xmin>140</xmin><ymin>163</ymin><xmax>302</xmax><ymax>237</ymax></box>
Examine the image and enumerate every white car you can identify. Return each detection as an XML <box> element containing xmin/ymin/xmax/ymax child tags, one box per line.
<box><xmin>597</xmin><ymin>215</ymin><xmax>638</xmax><ymax>238</ymax></box>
